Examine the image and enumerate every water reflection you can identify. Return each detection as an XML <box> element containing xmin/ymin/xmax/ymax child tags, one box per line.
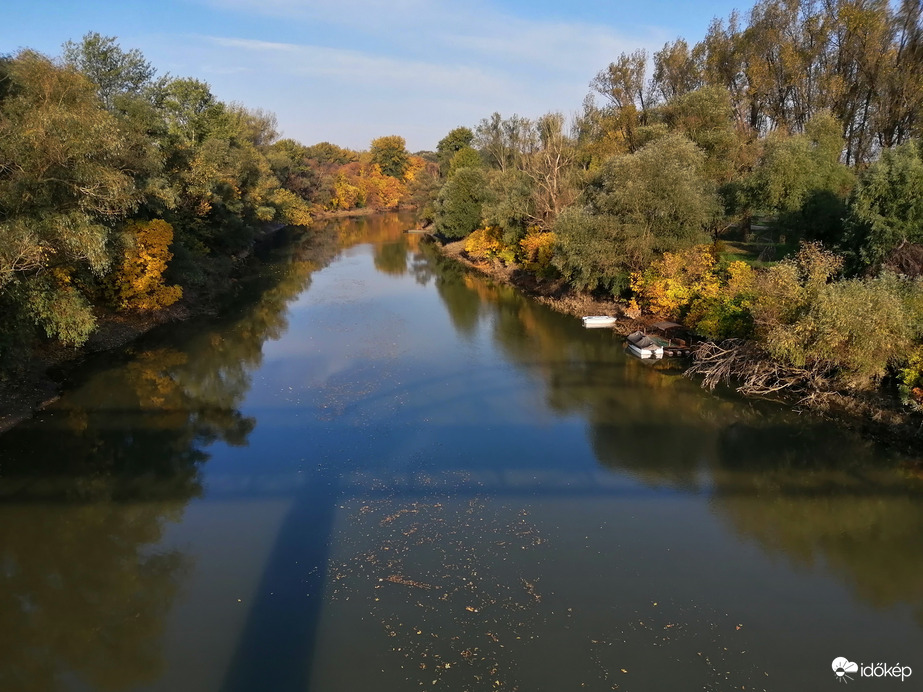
<box><xmin>0</xmin><ymin>223</ymin><xmax>344</xmax><ymax>690</ymax></box>
<box><xmin>0</xmin><ymin>225</ymin><xmax>338</xmax><ymax>503</ymax></box>
<box><xmin>1</xmin><ymin>212</ymin><xmax>921</xmax><ymax>691</ymax></box>
<box><xmin>713</xmin><ymin>424</ymin><xmax>923</xmax><ymax>626</ymax></box>
<box><xmin>428</xmin><ymin>249</ymin><xmax>923</xmax><ymax>630</ymax></box>
<box><xmin>0</xmin><ymin>501</ymin><xmax>188</xmax><ymax>692</ymax></box>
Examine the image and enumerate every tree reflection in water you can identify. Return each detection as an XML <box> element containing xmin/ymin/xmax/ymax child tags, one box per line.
<box><xmin>1</xmin><ymin>212</ymin><xmax>920</xmax><ymax>690</ymax></box>
<box><xmin>429</xmin><ymin>253</ymin><xmax>923</xmax><ymax>629</ymax></box>
<box><xmin>0</xmin><ymin>222</ymin><xmax>343</xmax><ymax>691</ymax></box>
<box><xmin>713</xmin><ymin>424</ymin><xmax>923</xmax><ymax>627</ymax></box>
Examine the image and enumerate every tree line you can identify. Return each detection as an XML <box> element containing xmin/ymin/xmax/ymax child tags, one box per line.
<box><xmin>424</xmin><ymin>0</ymin><xmax>923</xmax><ymax>403</ymax></box>
<box><xmin>0</xmin><ymin>33</ymin><xmax>424</xmax><ymax>368</ymax></box>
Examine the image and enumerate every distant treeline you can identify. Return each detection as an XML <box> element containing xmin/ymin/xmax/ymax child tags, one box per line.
<box><xmin>0</xmin><ymin>33</ymin><xmax>428</xmax><ymax>366</ymax></box>
<box><xmin>424</xmin><ymin>0</ymin><xmax>923</xmax><ymax>403</ymax></box>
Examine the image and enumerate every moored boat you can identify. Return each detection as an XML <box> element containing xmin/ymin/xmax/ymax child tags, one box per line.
<box><xmin>582</xmin><ymin>315</ymin><xmax>617</xmax><ymax>328</ymax></box>
<box><xmin>626</xmin><ymin>330</ymin><xmax>664</xmax><ymax>358</ymax></box>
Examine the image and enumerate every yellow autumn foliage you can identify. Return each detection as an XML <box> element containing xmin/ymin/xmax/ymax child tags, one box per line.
<box><xmin>519</xmin><ymin>230</ymin><xmax>556</xmax><ymax>274</ymax></box>
<box><xmin>269</xmin><ymin>188</ymin><xmax>313</xmax><ymax>226</ymax></box>
<box><xmin>901</xmin><ymin>345</ymin><xmax>923</xmax><ymax>397</ymax></box>
<box><xmin>403</xmin><ymin>155</ymin><xmax>426</xmax><ymax>182</ymax></box>
<box><xmin>331</xmin><ymin>172</ymin><xmax>365</xmax><ymax>209</ymax></box>
<box><xmin>464</xmin><ymin>226</ymin><xmax>505</xmax><ymax>260</ymax></box>
<box><xmin>726</xmin><ymin>260</ymin><xmax>755</xmax><ymax>297</ymax></box>
<box><xmin>632</xmin><ymin>245</ymin><xmax>720</xmax><ymax>317</ymax></box>
<box><xmin>110</xmin><ymin>219</ymin><xmax>182</xmax><ymax>311</ymax></box>
<box><xmin>360</xmin><ymin>164</ymin><xmax>406</xmax><ymax>210</ymax></box>
<box><xmin>631</xmin><ymin>247</ymin><xmax>759</xmax><ymax>338</ymax></box>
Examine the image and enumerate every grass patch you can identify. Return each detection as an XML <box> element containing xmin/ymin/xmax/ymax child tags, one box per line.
<box><xmin>719</xmin><ymin>240</ymin><xmax>799</xmax><ymax>269</ymax></box>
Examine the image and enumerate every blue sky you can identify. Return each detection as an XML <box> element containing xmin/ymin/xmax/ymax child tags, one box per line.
<box><xmin>1</xmin><ymin>0</ymin><xmax>747</xmax><ymax>151</ymax></box>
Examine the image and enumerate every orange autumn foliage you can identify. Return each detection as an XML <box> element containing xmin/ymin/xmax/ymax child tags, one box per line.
<box><xmin>361</xmin><ymin>164</ymin><xmax>406</xmax><ymax>210</ymax></box>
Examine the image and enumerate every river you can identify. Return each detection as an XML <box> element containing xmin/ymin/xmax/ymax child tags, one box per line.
<box><xmin>1</xmin><ymin>212</ymin><xmax>921</xmax><ymax>691</ymax></box>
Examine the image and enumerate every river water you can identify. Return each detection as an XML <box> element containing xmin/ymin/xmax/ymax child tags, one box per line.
<box><xmin>1</xmin><ymin>213</ymin><xmax>921</xmax><ymax>691</ymax></box>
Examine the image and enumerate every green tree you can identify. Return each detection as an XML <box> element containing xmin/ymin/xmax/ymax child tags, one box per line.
<box><xmin>752</xmin><ymin>245</ymin><xmax>917</xmax><ymax>388</ymax></box>
<box><xmin>62</xmin><ymin>32</ymin><xmax>157</xmax><ymax>110</ymax></box>
<box><xmin>552</xmin><ymin>208</ymin><xmax>629</xmax><ymax>293</ymax></box>
<box><xmin>436</xmin><ymin>126</ymin><xmax>475</xmax><ymax>176</ymax></box>
<box><xmin>157</xmin><ymin>77</ymin><xmax>226</xmax><ymax>147</ymax></box>
<box><xmin>482</xmin><ymin>169</ymin><xmax>535</xmax><ymax>244</ymax></box>
<box><xmin>744</xmin><ymin>111</ymin><xmax>854</xmax><ymax>239</ymax></box>
<box><xmin>447</xmin><ymin>146</ymin><xmax>482</xmax><ymax>175</ymax></box>
<box><xmin>370</xmin><ymin>135</ymin><xmax>410</xmax><ymax>178</ymax></box>
<box><xmin>0</xmin><ymin>51</ymin><xmax>138</xmax><ymax>349</ymax></box>
<box><xmin>584</xmin><ymin>133</ymin><xmax>719</xmax><ymax>250</ymax></box>
<box><xmin>433</xmin><ymin>167</ymin><xmax>490</xmax><ymax>239</ymax></box>
<box><xmin>304</xmin><ymin>141</ymin><xmax>357</xmax><ymax>165</ymax></box>
<box><xmin>268</xmin><ymin>138</ymin><xmax>321</xmax><ymax>202</ymax></box>
<box><xmin>554</xmin><ymin>134</ymin><xmax>719</xmax><ymax>293</ymax></box>
<box><xmin>843</xmin><ymin>138</ymin><xmax>923</xmax><ymax>269</ymax></box>
<box><xmin>662</xmin><ymin>85</ymin><xmax>747</xmax><ymax>184</ymax></box>
<box><xmin>406</xmin><ymin>166</ymin><xmax>442</xmax><ymax>225</ymax></box>
<box><xmin>226</xmin><ymin>104</ymin><xmax>279</xmax><ymax>147</ymax></box>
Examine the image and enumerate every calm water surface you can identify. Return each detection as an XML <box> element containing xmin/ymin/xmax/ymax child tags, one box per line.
<box><xmin>1</xmin><ymin>213</ymin><xmax>921</xmax><ymax>691</ymax></box>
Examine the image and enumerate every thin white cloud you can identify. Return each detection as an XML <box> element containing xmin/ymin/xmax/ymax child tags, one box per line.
<box><xmin>445</xmin><ymin>22</ymin><xmax>651</xmax><ymax>75</ymax></box>
<box><xmin>175</xmin><ymin>0</ymin><xmax>673</xmax><ymax>148</ymax></box>
<box><xmin>205</xmin><ymin>35</ymin><xmax>512</xmax><ymax>97</ymax></box>
<box><xmin>202</xmin><ymin>0</ymin><xmax>664</xmax><ymax>76</ymax></box>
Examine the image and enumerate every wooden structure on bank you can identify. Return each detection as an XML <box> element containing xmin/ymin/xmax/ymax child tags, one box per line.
<box><xmin>638</xmin><ymin>321</ymin><xmax>695</xmax><ymax>358</ymax></box>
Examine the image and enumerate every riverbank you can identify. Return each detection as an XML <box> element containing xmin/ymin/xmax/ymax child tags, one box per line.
<box><xmin>440</xmin><ymin>239</ymin><xmax>652</xmax><ymax>334</ymax></box>
<box><xmin>313</xmin><ymin>206</ymin><xmax>409</xmax><ymax>221</ymax></box>
<box><xmin>0</xmin><ymin>209</ymin><xmax>418</xmax><ymax>434</ymax></box>
<box><xmin>434</xmin><ymin>238</ymin><xmax>923</xmax><ymax>456</ymax></box>
<box><xmin>0</xmin><ymin>302</ymin><xmax>195</xmax><ymax>434</ymax></box>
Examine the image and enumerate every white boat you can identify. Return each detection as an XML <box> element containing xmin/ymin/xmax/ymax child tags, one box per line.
<box><xmin>582</xmin><ymin>315</ymin><xmax>617</xmax><ymax>328</ymax></box>
<box><xmin>626</xmin><ymin>330</ymin><xmax>664</xmax><ymax>358</ymax></box>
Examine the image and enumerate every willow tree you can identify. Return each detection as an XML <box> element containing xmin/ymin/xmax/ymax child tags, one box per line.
<box><xmin>591</xmin><ymin>49</ymin><xmax>651</xmax><ymax>152</ymax></box>
<box><xmin>736</xmin><ymin>111</ymin><xmax>853</xmax><ymax>244</ymax></box>
<box><xmin>843</xmin><ymin>138</ymin><xmax>923</xmax><ymax>270</ymax></box>
<box><xmin>62</xmin><ymin>31</ymin><xmax>157</xmax><ymax>110</ymax></box>
<box><xmin>554</xmin><ymin>133</ymin><xmax>720</xmax><ymax>294</ymax></box>
<box><xmin>0</xmin><ymin>51</ymin><xmax>137</xmax><ymax>349</ymax></box>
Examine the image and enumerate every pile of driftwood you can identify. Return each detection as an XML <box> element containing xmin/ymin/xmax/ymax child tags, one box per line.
<box><xmin>882</xmin><ymin>241</ymin><xmax>923</xmax><ymax>278</ymax></box>
<box><xmin>685</xmin><ymin>339</ymin><xmax>833</xmax><ymax>398</ymax></box>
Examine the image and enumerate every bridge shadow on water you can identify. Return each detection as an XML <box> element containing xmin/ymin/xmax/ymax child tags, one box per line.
<box><xmin>218</xmin><ymin>466</ymin><xmax>339</xmax><ymax>692</ymax></box>
<box><xmin>212</xmin><ymin>456</ymin><xmax>689</xmax><ymax>691</ymax></box>
<box><xmin>212</xmin><ymin>414</ymin><xmax>923</xmax><ymax>691</ymax></box>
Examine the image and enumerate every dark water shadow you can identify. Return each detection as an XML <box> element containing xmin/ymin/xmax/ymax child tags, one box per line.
<box><xmin>218</xmin><ymin>466</ymin><xmax>339</xmax><ymax>692</ymax></box>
